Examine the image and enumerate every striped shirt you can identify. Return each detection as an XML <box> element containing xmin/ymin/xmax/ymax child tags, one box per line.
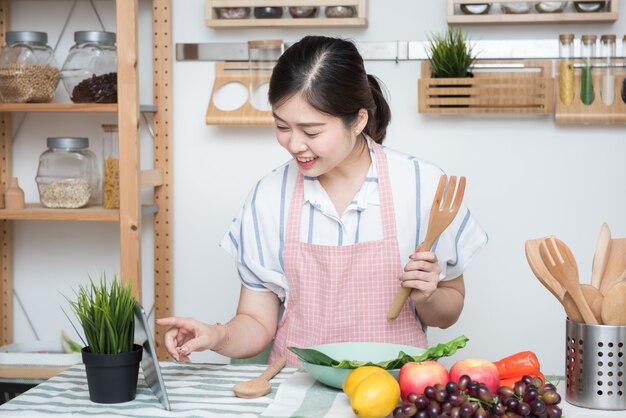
<box><xmin>220</xmin><ymin>138</ymin><xmax>488</xmax><ymax>307</ymax></box>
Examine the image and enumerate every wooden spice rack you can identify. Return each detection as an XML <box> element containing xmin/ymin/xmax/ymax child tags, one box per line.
<box><xmin>206</xmin><ymin>62</ymin><xmax>274</xmax><ymax>126</ymax></box>
<box><xmin>555</xmin><ymin>62</ymin><xmax>626</xmax><ymax>123</ymax></box>
<box><xmin>418</xmin><ymin>60</ymin><xmax>554</xmax><ymax>114</ymax></box>
<box><xmin>447</xmin><ymin>0</ymin><xmax>618</xmax><ymax>24</ymax></box>
<box><xmin>205</xmin><ymin>0</ymin><xmax>368</xmax><ymax>28</ymax></box>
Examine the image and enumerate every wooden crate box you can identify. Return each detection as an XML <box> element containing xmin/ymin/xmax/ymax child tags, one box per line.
<box><xmin>418</xmin><ymin>60</ymin><xmax>554</xmax><ymax>114</ymax></box>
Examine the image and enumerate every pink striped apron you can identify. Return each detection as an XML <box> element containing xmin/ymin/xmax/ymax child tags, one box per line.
<box><xmin>270</xmin><ymin>142</ymin><xmax>428</xmax><ymax>366</ymax></box>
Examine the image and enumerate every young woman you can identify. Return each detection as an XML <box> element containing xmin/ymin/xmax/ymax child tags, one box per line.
<box><xmin>157</xmin><ymin>36</ymin><xmax>487</xmax><ymax>366</ymax></box>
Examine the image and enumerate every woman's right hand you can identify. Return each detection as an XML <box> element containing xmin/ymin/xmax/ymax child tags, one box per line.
<box><xmin>156</xmin><ymin>317</ymin><xmax>218</xmax><ymax>362</ymax></box>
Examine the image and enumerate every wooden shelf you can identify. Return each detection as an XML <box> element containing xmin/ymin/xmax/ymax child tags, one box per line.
<box><xmin>447</xmin><ymin>0</ymin><xmax>618</xmax><ymax>24</ymax></box>
<box><xmin>0</xmin><ymin>103</ymin><xmax>157</xmax><ymax>113</ymax></box>
<box><xmin>418</xmin><ymin>60</ymin><xmax>554</xmax><ymax>114</ymax></box>
<box><xmin>0</xmin><ymin>204</ymin><xmax>158</xmax><ymax>222</ymax></box>
<box><xmin>206</xmin><ymin>0</ymin><xmax>368</xmax><ymax>28</ymax></box>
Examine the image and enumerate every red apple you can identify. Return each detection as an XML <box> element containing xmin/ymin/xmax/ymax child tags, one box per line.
<box><xmin>398</xmin><ymin>360</ymin><xmax>449</xmax><ymax>402</ymax></box>
<box><xmin>449</xmin><ymin>358</ymin><xmax>500</xmax><ymax>393</ymax></box>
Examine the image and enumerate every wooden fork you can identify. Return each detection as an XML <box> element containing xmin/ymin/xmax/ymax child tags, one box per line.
<box><xmin>539</xmin><ymin>236</ymin><xmax>598</xmax><ymax>325</ymax></box>
<box><xmin>387</xmin><ymin>174</ymin><xmax>466</xmax><ymax>321</ymax></box>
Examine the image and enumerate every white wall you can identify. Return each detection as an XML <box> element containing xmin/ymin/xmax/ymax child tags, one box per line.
<box><xmin>9</xmin><ymin>1</ymin><xmax>626</xmax><ymax>375</ymax></box>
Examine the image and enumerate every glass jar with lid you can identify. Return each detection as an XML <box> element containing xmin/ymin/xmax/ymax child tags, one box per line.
<box><xmin>0</xmin><ymin>31</ymin><xmax>60</xmax><ymax>103</ymax></box>
<box><xmin>558</xmin><ymin>34</ymin><xmax>575</xmax><ymax>105</ymax></box>
<box><xmin>61</xmin><ymin>31</ymin><xmax>117</xmax><ymax>103</ymax></box>
<box><xmin>580</xmin><ymin>34</ymin><xmax>597</xmax><ymax>105</ymax></box>
<box><xmin>535</xmin><ymin>2</ymin><xmax>568</xmax><ymax>13</ymax></box>
<box><xmin>36</xmin><ymin>137</ymin><xmax>99</xmax><ymax>208</ymax></box>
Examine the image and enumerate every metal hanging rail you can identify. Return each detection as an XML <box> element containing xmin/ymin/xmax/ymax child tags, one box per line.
<box><xmin>176</xmin><ymin>39</ymin><xmax>568</xmax><ymax>62</ymax></box>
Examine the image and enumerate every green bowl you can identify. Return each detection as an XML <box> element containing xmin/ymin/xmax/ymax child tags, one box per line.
<box><xmin>299</xmin><ymin>342</ymin><xmax>424</xmax><ymax>389</ymax></box>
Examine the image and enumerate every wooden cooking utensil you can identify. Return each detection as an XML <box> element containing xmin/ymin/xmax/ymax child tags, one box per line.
<box><xmin>387</xmin><ymin>175</ymin><xmax>465</xmax><ymax>321</ymax></box>
<box><xmin>562</xmin><ymin>291</ymin><xmax>583</xmax><ymax>323</ymax></box>
<box><xmin>539</xmin><ymin>237</ymin><xmax>598</xmax><ymax>324</ymax></box>
<box><xmin>591</xmin><ymin>223</ymin><xmax>611</xmax><ymax>289</ymax></box>
<box><xmin>601</xmin><ymin>281</ymin><xmax>626</xmax><ymax>325</ymax></box>
<box><xmin>525</xmin><ymin>238</ymin><xmax>566</xmax><ymax>303</ymax></box>
<box><xmin>599</xmin><ymin>237</ymin><xmax>626</xmax><ymax>295</ymax></box>
<box><xmin>233</xmin><ymin>357</ymin><xmax>286</xmax><ymax>399</ymax></box>
<box><xmin>581</xmin><ymin>284</ymin><xmax>603</xmax><ymax>324</ymax></box>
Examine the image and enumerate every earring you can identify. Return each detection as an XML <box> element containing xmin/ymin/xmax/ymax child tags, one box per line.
<box><xmin>355</xmin><ymin>130</ymin><xmax>360</xmax><ymax>135</ymax></box>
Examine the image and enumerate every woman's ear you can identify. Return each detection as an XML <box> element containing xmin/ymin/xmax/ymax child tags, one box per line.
<box><xmin>355</xmin><ymin>108</ymin><xmax>368</xmax><ymax>134</ymax></box>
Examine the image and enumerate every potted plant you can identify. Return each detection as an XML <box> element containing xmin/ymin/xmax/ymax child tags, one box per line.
<box><xmin>65</xmin><ymin>274</ymin><xmax>142</xmax><ymax>404</ymax></box>
<box><xmin>425</xmin><ymin>27</ymin><xmax>477</xmax><ymax>78</ymax></box>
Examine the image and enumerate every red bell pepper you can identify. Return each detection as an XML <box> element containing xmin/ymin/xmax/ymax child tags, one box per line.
<box><xmin>493</xmin><ymin>351</ymin><xmax>541</xmax><ymax>379</ymax></box>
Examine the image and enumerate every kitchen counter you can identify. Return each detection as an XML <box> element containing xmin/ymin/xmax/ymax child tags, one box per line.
<box><xmin>0</xmin><ymin>363</ymin><xmax>623</xmax><ymax>417</ymax></box>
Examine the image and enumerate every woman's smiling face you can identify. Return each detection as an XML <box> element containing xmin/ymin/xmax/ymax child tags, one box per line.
<box><xmin>273</xmin><ymin>92</ymin><xmax>366</xmax><ymax>178</ymax></box>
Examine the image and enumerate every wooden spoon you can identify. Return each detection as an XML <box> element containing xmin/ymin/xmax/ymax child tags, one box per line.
<box><xmin>562</xmin><ymin>291</ymin><xmax>583</xmax><ymax>322</ymax></box>
<box><xmin>591</xmin><ymin>223</ymin><xmax>611</xmax><ymax>289</ymax></box>
<box><xmin>601</xmin><ymin>281</ymin><xmax>626</xmax><ymax>325</ymax></box>
<box><xmin>581</xmin><ymin>284</ymin><xmax>603</xmax><ymax>324</ymax></box>
<box><xmin>233</xmin><ymin>357</ymin><xmax>286</xmax><ymax>399</ymax></box>
<box><xmin>525</xmin><ymin>238</ymin><xmax>565</xmax><ymax>303</ymax></box>
<box><xmin>599</xmin><ymin>238</ymin><xmax>626</xmax><ymax>295</ymax></box>
<box><xmin>539</xmin><ymin>237</ymin><xmax>598</xmax><ymax>324</ymax></box>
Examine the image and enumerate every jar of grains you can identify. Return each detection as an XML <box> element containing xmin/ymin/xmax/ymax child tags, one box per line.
<box><xmin>0</xmin><ymin>31</ymin><xmax>60</xmax><ymax>103</ymax></box>
<box><xmin>101</xmin><ymin>124</ymin><xmax>119</xmax><ymax>209</ymax></box>
<box><xmin>61</xmin><ymin>31</ymin><xmax>117</xmax><ymax>103</ymax></box>
<box><xmin>36</xmin><ymin>137</ymin><xmax>99</xmax><ymax>209</ymax></box>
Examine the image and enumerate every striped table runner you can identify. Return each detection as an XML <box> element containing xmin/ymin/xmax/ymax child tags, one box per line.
<box><xmin>0</xmin><ymin>362</ymin><xmax>300</xmax><ymax>417</ymax></box>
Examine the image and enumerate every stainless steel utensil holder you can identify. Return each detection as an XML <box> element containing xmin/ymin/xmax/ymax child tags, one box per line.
<box><xmin>566</xmin><ymin>319</ymin><xmax>626</xmax><ymax>410</ymax></box>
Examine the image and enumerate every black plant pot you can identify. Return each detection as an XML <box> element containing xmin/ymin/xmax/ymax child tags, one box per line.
<box><xmin>82</xmin><ymin>344</ymin><xmax>143</xmax><ymax>404</ymax></box>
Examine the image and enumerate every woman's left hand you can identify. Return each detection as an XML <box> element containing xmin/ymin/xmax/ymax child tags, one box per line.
<box><xmin>400</xmin><ymin>244</ymin><xmax>441</xmax><ymax>300</ymax></box>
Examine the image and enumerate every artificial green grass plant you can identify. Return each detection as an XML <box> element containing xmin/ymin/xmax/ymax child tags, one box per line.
<box><xmin>426</xmin><ymin>28</ymin><xmax>477</xmax><ymax>78</ymax></box>
<box><xmin>66</xmin><ymin>274</ymin><xmax>136</xmax><ymax>355</ymax></box>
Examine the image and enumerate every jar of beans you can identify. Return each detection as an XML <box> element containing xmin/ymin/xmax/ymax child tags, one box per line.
<box><xmin>36</xmin><ymin>137</ymin><xmax>99</xmax><ymax>209</ymax></box>
<box><xmin>0</xmin><ymin>31</ymin><xmax>60</xmax><ymax>103</ymax></box>
<box><xmin>61</xmin><ymin>31</ymin><xmax>117</xmax><ymax>103</ymax></box>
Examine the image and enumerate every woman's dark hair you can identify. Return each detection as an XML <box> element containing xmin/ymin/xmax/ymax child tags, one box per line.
<box><xmin>268</xmin><ymin>36</ymin><xmax>391</xmax><ymax>143</ymax></box>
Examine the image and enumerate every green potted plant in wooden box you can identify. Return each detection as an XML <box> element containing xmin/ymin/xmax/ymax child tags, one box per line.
<box><xmin>426</xmin><ymin>27</ymin><xmax>476</xmax><ymax>79</ymax></box>
<box><xmin>65</xmin><ymin>274</ymin><xmax>142</xmax><ymax>404</ymax></box>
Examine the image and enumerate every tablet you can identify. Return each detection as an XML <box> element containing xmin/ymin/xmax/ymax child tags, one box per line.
<box><xmin>134</xmin><ymin>303</ymin><xmax>171</xmax><ymax>411</ymax></box>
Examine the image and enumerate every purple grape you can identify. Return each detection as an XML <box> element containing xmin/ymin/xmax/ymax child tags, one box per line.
<box><xmin>449</xmin><ymin>393</ymin><xmax>463</xmax><ymax>407</ymax></box>
<box><xmin>541</xmin><ymin>391</ymin><xmax>561</xmax><ymax>405</ymax></box>
<box><xmin>523</xmin><ymin>388</ymin><xmax>538</xmax><ymax>403</ymax></box>
<box><xmin>434</xmin><ymin>383</ymin><xmax>445</xmax><ymax>391</ymax></box>
<box><xmin>424</xmin><ymin>386</ymin><xmax>436</xmax><ymax>400</ymax></box>
<box><xmin>477</xmin><ymin>386</ymin><xmax>494</xmax><ymax>404</ymax></box>
<box><xmin>475</xmin><ymin>407</ymin><xmax>489</xmax><ymax>418</ymax></box>
<box><xmin>427</xmin><ymin>400</ymin><xmax>441</xmax><ymax>416</ymax></box>
<box><xmin>435</xmin><ymin>389</ymin><xmax>448</xmax><ymax>403</ymax></box>
<box><xmin>416</xmin><ymin>410</ymin><xmax>429</xmax><ymax>418</ymax></box>
<box><xmin>506</xmin><ymin>397</ymin><xmax>519</xmax><ymax>411</ymax></box>
<box><xmin>441</xmin><ymin>401</ymin><xmax>452</xmax><ymax>414</ymax></box>
<box><xmin>459</xmin><ymin>403</ymin><xmax>473</xmax><ymax>418</ymax></box>
<box><xmin>542</xmin><ymin>383</ymin><xmax>557</xmax><ymax>392</ymax></box>
<box><xmin>458</xmin><ymin>375</ymin><xmax>471</xmax><ymax>391</ymax></box>
<box><xmin>491</xmin><ymin>402</ymin><xmax>506</xmax><ymax>416</ymax></box>
<box><xmin>532</xmin><ymin>376</ymin><xmax>543</xmax><ymax>388</ymax></box>
<box><xmin>530</xmin><ymin>398</ymin><xmax>547</xmax><ymax>415</ymax></box>
<box><xmin>521</xmin><ymin>375</ymin><xmax>534</xmax><ymax>385</ymax></box>
<box><xmin>407</xmin><ymin>392</ymin><xmax>418</xmax><ymax>404</ymax></box>
<box><xmin>468</xmin><ymin>382</ymin><xmax>480</xmax><ymax>398</ymax></box>
<box><xmin>514</xmin><ymin>381</ymin><xmax>527</xmax><ymax>397</ymax></box>
<box><xmin>446</xmin><ymin>381</ymin><xmax>459</xmax><ymax>394</ymax></box>
<box><xmin>517</xmin><ymin>402</ymin><xmax>531</xmax><ymax>416</ymax></box>
<box><xmin>392</xmin><ymin>406</ymin><xmax>403</xmax><ymax>418</ymax></box>
<box><xmin>505</xmin><ymin>412</ymin><xmax>523</xmax><ymax>418</ymax></box>
<box><xmin>498</xmin><ymin>386</ymin><xmax>514</xmax><ymax>397</ymax></box>
<box><xmin>415</xmin><ymin>395</ymin><xmax>429</xmax><ymax>410</ymax></box>
<box><xmin>402</xmin><ymin>403</ymin><xmax>417</xmax><ymax>417</ymax></box>
<box><xmin>546</xmin><ymin>405</ymin><xmax>562</xmax><ymax>418</ymax></box>
<box><xmin>450</xmin><ymin>406</ymin><xmax>461</xmax><ymax>418</ymax></box>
